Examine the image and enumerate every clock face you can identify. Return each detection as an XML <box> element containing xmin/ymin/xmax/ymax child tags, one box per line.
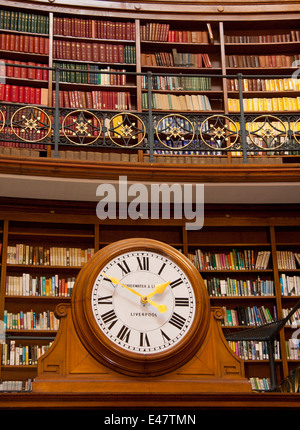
<box><xmin>72</xmin><ymin>238</ymin><xmax>210</xmax><ymax>376</ymax></box>
<box><xmin>91</xmin><ymin>251</ymin><xmax>196</xmax><ymax>355</ymax></box>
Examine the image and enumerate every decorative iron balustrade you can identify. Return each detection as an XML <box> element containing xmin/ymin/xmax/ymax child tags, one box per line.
<box><xmin>0</xmin><ymin>63</ymin><xmax>300</xmax><ymax>162</ymax></box>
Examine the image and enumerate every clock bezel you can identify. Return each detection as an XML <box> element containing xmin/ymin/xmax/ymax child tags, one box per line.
<box><xmin>72</xmin><ymin>238</ymin><xmax>211</xmax><ymax>377</ymax></box>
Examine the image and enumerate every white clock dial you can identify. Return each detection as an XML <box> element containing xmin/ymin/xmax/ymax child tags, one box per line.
<box><xmin>91</xmin><ymin>251</ymin><xmax>196</xmax><ymax>354</ymax></box>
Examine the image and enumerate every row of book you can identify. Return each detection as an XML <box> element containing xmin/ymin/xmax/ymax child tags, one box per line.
<box><xmin>204</xmin><ymin>277</ymin><xmax>275</xmax><ymax>297</ymax></box>
<box><xmin>249</xmin><ymin>377</ymin><xmax>271</xmax><ymax>391</ymax></box>
<box><xmin>227</xmin><ymin>78</ymin><xmax>300</xmax><ymax>93</ymax></box>
<box><xmin>0</xmin><ymin>379</ymin><xmax>32</xmax><ymax>392</ymax></box>
<box><xmin>0</xmin><ymin>9</ymin><xmax>49</xmax><ymax>34</ymax></box>
<box><xmin>225</xmin><ymin>31</ymin><xmax>300</xmax><ymax>44</ymax></box>
<box><xmin>140</xmin><ymin>23</ymin><xmax>212</xmax><ymax>43</ymax></box>
<box><xmin>221</xmin><ymin>305</ymin><xmax>275</xmax><ymax>327</ymax></box>
<box><xmin>188</xmin><ymin>249</ymin><xmax>271</xmax><ymax>271</ymax></box>
<box><xmin>0</xmin><ymin>84</ymin><xmax>48</xmax><ymax>105</ymax></box>
<box><xmin>53</xmin><ymin>40</ymin><xmax>136</xmax><ymax>64</ymax></box>
<box><xmin>53</xmin><ymin>16</ymin><xmax>136</xmax><ymax>40</ymax></box>
<box><xmin>227</xmin><ymin>340</ymin><xmax>281</xmax><ymax>360</ymax></box>
<box><xmin>5</xmin><ymin>274</ymin><xmax>76</xmax><ymax>297</ymax></box>
<box><xmin>277</xmin><ymin>251</ymin><xmax>300</xmax><ymax>270</ymax></box>
<box><xmin>282</xmin><ymin>307</ymin><xmax>300</xmax><ymax>327</ymax></box>
<box><xmin>280</xmin><ymin>275</ymin><xmax>300</xmax><ymax>296</ymax></box>
<box><xmin>2</xmin><ymin>341</ymin><xmax>52</xmax><ymax>365</ymax></box>
<box><xmin>0</xmin><ymin>33</ymin><xmax>49</xmax><ymax>55</ymax></box>
<box><xmin>6</xmin><ymin>244</ymin><xmax>94</xmax><ymax>267</ymax></box>
<box><xmin>1</xmin><ymin>59</ymin><xmax>49</xmax><ymax>81</ymax></box>
<box><xmin>141</xmin><ymin>51</ymin><xmax>212</xmax><ymax>68</ymax></box>
<box><xmin>4</xmin><ymin>310</ymin><xmax>60</xmax><ymax>331</ymax></box>
<box><xmin>54</xmin><ymin>89</ymin><xmax>132</xmax><ymax>110</ymax></box>
<box><xmin>142</xmin><ymin>93</ymin><xmax>212</xmax><ymax>111</ymax></box>
<box><xmin>141</xmin><ymin>75</ymin><xmax>212</xmax><ymax>91</ymax></box>
<box><xmin>285</xmin><ymin>340</ymin><xmax>300</xmax><ymax>360</ymax></box>
<box><xmin>226</xmin><ymin>54</ymin><xmax>299</xmax><ymax>68</ymax></box>
<box><xmin>54</xmin><ymin>63</ymin><xmax>127</xmax><ymax>86</ymax></box>
<box><xmin>228</xmin><ymin>96</ymin><xmax>300</xmax><ymax>112</ymax></box>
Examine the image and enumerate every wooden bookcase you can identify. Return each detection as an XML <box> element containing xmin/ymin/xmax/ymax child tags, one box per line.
<box><xmin>0</xmin><ymin>205</ymin><xmax>299</xmax><ymax>391</ymax></box>
<box><xmin>0</xmin><ymin>3</ymin><xmax>300</xmax><ymax>163</ymax></box>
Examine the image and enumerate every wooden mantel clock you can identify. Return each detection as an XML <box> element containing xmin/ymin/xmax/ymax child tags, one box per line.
<box><xmin>33</xmin><ymin>239</ymin><xmax>251</xmax><ymax>394</ymax></box>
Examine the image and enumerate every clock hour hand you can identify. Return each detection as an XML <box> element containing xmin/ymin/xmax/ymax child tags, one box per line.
<box><xmin>147</xmin><ymin>299</ymin><xmax>167</xmax><ymax>314</ymax></box>
<box><xmin>146</xmin><ymin>281</ymin><xmax>170</xmax><ymax>300</ymax></box>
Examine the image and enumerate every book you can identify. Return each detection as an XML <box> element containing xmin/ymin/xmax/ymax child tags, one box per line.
<box><xmin>53</xmin><ymin>89</ymin><xmax>132</xmax><ymax>110</ymax></box>
<box><xmin>2</xmin><ymin>341</ymin><xmax>52</xmax><ymax>365</ymax></box>
<box><xmin>227</xmin><ymin>77</ymin><xmax>300</xmax><ymax>92</ymax></box>
<box><xmin>53</xmin><ymin>16</ymin><xmax>135</xmax><ymax>40</ymax></box>
<box><xmin>228</xmin><ymin>96</ymin><xmax>300</xmax><ymax>112</ymax></box>
<box><xmin>53</xmin><ymin>40</ymin><xmax>135</xmax><ymax>64</ymax></box>
<box><xmin>189</xmin><ymin>248</ymin><xmax>270</xmax><ymax>271</ymax></box>
<box><xmin>225</xmin><ymin>31</ymin><xmax>300</xmax><ymax>43</ymax></box>
<box><xmin>141</xmin><ymin>50</ymin><xmax>212</xmax><ymax>68</ymax></box>
<box><xmin>0</xmin><ymin>9</ymin><xmax>49</xmax><ymax>34</ymax></box>
<box><xmin>202</xmin><ymin>276</ymin><xmax>274</xmax><ymax>297</ymax></box>
<box><xmin>0</xmin><ymin>84</ymin><xmax>48</xmax><ymax>105</ymax></box>
<box><xmin>0</xmin><ymin>33</ymin><xmax>49</xmax><ymax>55</ymax></box>
<box><xmin>5</xmin><ymin>274</ymin><xmax>76</xmax><ymax>297</ymax></box>
<box><xmin>6</xmin><ymin>244</ymin><xmax>94</xmax><ymax>266</ymax></box>
<box><xmin>0</xmin><ymin>59</ymin><xmax>49</xmax><ymax>81</ymax></box>
<box><xmin>4</xmin><ymin>309</ymin><xmax>60</xmax><ymax>331</ymax></box>
<box><xmin>140</xmin><ymin>22</ymin><xmax>211</xmax><ymax>43</ymax></box>
<box><xmin>227</xmin><ymin>340</ymin><xmax>281</xmax><ymax>360</ymax></box>
<box><xmin>143</xmin><ymin>92</ymin><xmax>211</xmax><ymax>111</ymax></box>
<box><xmin>220</xmin><ymin>305</ymin><xmax>275</xmax><ymax>327</ymax></box>
<box><xmin>54</xmin><ymin>63</ymin><xmax>126</xmax><ymax>86</ymax></box>
<box><xmin>226</xmin><ymin>54</ymin><xmax>299</xmax><ymax>68</ymax></box>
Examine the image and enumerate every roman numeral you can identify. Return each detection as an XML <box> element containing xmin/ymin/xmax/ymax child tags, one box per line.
<box><xmin>117</xmin><ymin>325</ymin><xmax>131</xmax><ymax>343</ymax></box>
<box><xmin>170</xmin><ymin>278</ymin><xmax>183</xmax><ymax>289</ymax></box>
<box><xmin>175</xmin><ymin>297</ymin><xmax>189</xmax><ymax>307</ymax></box>
<box><xmin>169</xmin><ymin>312</ymin><xmax>186</xmax><ymax>330</ymax></box>
<box><xmin>97</xmin><ymin>295</ymin><xmax>113</xmax><ymax>305</ymax></box>
<box><xmin>160</xmin><ymin>329</ymin><xmax>171</xmax><ymax>343</ymax></box>
<box><xmin>101</xmin><ymin>309</ymin><xmax>118</xmax><ymax>330</ymax></box>
<box><xmin>158</xmin><ymin>262</ymin><xmax>166</xmax><ymax>276</ymax></box>
<box><xmin>140</xmin><ymin>332</ymin><xmax>150</xmax><ymax>347</ymax></box>
<box><xmin>137</xmin><ymin>256</ymin><xmax>149</xmax><ymax>271</ymax></box>
<box><xmin>117</xmin><ymin>260</ymin><xmax>131</xmax><ymax>275</ymax></box>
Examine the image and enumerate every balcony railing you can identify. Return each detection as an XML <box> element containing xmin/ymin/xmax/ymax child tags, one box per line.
<box><xmin>1</xmin><ymin>63</ymin><xmax>300</xmax><ymax>163</ymax></box>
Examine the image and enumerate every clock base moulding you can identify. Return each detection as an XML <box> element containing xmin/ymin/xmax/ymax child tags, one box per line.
<box><xmin>32</xmin><ymin>303</ymin><xmax>251</xmax><ymax>394</ymax></box>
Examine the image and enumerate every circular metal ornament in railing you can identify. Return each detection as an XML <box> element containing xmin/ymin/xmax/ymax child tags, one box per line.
<box><xmin>292</xmin><ymin>118</ymin><xmax>300</xmax><ymax>145</ymax></box>
<box><xmin>62</xmin><ymin>110</ymin><xmax>102</xmax><ymax>145</ymax></box>
<box><xmin>155</xmin><ymin>114</ymin><xmax>195</xmax><ymax>149</ymax></box>
<box><xmin>108</xmin><ymin>112</ymin><xmax>146</xmax><ymax>148</ymax></box>
<box><xmin>199</xmin><ymin>115</ymin><xmax>239</xmax><ymax>150</ymax></box>
<box><xmin>0</xmin><ymin>109</ymin><xmax>5</xmax><ymax>133</ymax></box>
<box><xmin>247</xmin><ymin>115</ymin><xmax>288</xmax><ymax>150</ymax></box>
<box><xmin>11</xmin><ymin>106</ymin><xmax>52</xmax><ymax>142</ymax></box>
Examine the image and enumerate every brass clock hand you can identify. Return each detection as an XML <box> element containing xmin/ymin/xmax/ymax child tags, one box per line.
<box><xmin>101</xmin><ymin>272</ymin><xmax>143</xmax><ymax>298</ymax></box>
<box><xmin>101</xmin><ymin>273</ymin><xmax>167</xmax><ymax>313</ymax></box>
<box><xmin>146</xmin><ymin>281</ymin><xmax>170</xmax><ymax>300</ymax></box>
<box><xmin>147</xmin><ymin>299</ymin><xmax>167</xmax><ymax>314</ymax></box>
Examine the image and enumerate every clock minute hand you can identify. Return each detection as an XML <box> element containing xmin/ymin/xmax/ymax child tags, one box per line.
<box><xmin>101</xmin><ymin>272</ymin><xmax>143</xmax><ymax>298</ymax></box>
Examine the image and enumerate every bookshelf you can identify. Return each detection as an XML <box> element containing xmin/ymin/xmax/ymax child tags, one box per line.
<box><xmin>0</xmin><ymin>206</ymin><xmax>299</xmax><ymax>392</ymax></box>
<box><xmin>0</xmin><ymin>5</ymin><xmax>300</xmax><ymax>163</ymax></box>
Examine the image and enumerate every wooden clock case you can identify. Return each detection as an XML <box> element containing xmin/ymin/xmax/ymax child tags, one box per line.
<box><xmin>33</xmin><ymin>239</ymin><xmax>251</xmax><ymax>393</ymax></box>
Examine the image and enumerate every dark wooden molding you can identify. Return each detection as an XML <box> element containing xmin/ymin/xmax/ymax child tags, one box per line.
<box><xmin>0</xmin><ymin>156</ymin><xmax>300</xmax><ymax>183</ymax></box>
<box><xmin>0</xmin><ymin>391</ymin><xmax>299</xmax><ymax>409</ymax></box>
